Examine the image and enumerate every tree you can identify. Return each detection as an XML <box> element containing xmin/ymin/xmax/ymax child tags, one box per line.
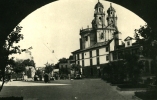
<box><xmin>71</xmin><ymin>64</ymin><xmax>81</xmax><ymax>75</ymax></box>
<box><xmin>22</xmin><ymin>59</ymin><xmax>35</xmax><ymax>67</ymax></box>
<box><xmin>12</xmin><ymin>59</ymin><xmax>25</xmax><ymax>80</ymax></box>
<box><xmin>58</xmin><ymin>58</ymin><xmax>68</xmax><ymax>63</ymax></box>
<box><xmin>105</xmin><ymin>60</ymin><xmax>126</xmax><ymax>83</ymax></box>
<box><xmin>11</xmin><ymin>59</ymin><xmax>35</xmax><ymax>80</ymax></box>
<box><xmin>0</xmin><ymin>25</ymin><xmax>30</xmax><ymax>91</ymax></box>
<box><xmin>135</xmin><ymin>24</ymin><xmax>157</xmax><ymax>85</ymax></box>
<box><xmin>124</xmin><ymin>54</ymin><xmax>144</xmax><ymax>84</ymax></box>
<box><xmin>44</xmin><ymin>62</ymin><xmax>53</xmax><ymax>74</ymax></box>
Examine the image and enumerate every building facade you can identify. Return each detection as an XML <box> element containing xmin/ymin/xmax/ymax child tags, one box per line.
<box><xmin>72</xmin><ymin>1</ymin><xmax>122</xmax><ymax>78</ymax></box>
<box><xmin>72</xmin><ymin>1</ymin><xmax>155</xmax><ymax>79</ymax></box>
<box><xmin>59</xmin><ymin>56</ymin><xmax>75</xmax><ymax>78</ymax></box>
<box><xmin>110</xmin><ymin>36</ymin><xmax>155</xmax><ymax>80</ymax></box>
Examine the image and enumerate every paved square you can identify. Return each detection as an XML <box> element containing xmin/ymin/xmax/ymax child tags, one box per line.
<box><xmin>0</xmin><ymin>79</ymin><xmax>133</xmax><ymax>100</ymax></box>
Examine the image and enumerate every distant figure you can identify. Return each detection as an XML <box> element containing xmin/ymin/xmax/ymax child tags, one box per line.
<box><xmin>8</xmin><ymin>73</ymin><xmax>11</xmax><ymax>82</ymax></box>
<box><xmin>39</xmin><ymin>75</ymin><xmax>42</xmax><ymax>81</ymax></box>
<box><xmin>44</xmin><ymin>74</ymin><xmax>49</xmax><ymax>83</ymax></box>
<box><xmin>34</xmin><ymin>74</ymin><xmax>37</xmax><ymax>81</ymax></box>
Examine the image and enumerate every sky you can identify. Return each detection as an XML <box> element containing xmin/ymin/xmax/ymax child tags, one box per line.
<box><xmin>13</xmin><ymin>0</ymin><xmax>146</xmax><ymax>67</ymax></box>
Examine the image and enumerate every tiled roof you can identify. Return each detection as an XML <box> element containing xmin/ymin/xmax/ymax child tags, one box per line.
<box><xmin>107</xmin><ymin>3</ymin><xmax>115</xmax><ymax>12</ymax></box>
<box><xmin>124</xmin><ymin>36</ymin><xmax>134</xmax><ymax>41</ymax></box>
<box><xmin>94</xmin><ymin>1</ymin><xmax>104</xmax><ymax>9</ymax></box>
<box><xmin>89</xmin><ymin>41</ymin><xmax>108</xmax><ymax>48</ymax></box>
<box><xmin>87</xmin><ymin>39</ymin><xmax>113</xmax><ymax>50</ymax></box>
<box><xmin>72</xmin><ymin>39</ymin><xmax>113</xmax><ymax>53</ymax></box>
<box><xmin>69</xmin><ymin>55</ymin><xmax>74</xmax><ymax>60</ymax></box>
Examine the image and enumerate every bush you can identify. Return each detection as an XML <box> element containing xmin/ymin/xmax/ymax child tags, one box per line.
<box><xmin>0</xmin><ymin>96</ymin><xmax>23</xmax><ymax>100</ymax></box>
<box><xmin>135</xmin><ymin>90</ymin><xmax>157</xmax><ymax>100</ymax></box>
<box><xmin>118</xmin><ymin>84</ymin><xmax>147</xmax><ymax>88</ymax></box>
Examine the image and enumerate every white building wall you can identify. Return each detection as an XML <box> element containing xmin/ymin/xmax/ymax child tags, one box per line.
<box><xmin>110</xmin><ymin>39</ymin><xmax>115</xmax><ymax>51</ymax></box>
<box><xmin>125</xmin><ymin>40</ymin><xmax>132</xmax><ymax>47</ymax></box>
<box><xmin>97</xmin><ymin>30</ymin><xmax>105</xmax><ymax>42</ymax></box>
<box><xmin>110</xmin><ymin>53</ymin><xmax>113</xmax><ymax>61</ymax></box>
<box><xmin>99</xmin><ymin>48</ymin><xmax>105</xmax><ymax>55</ymax></box>
<box><xmin>84</xmin><ymin>59</ymin><xmax>90</xmax><ymax>66</ymax></box>
<box><xmin>80</xmin><ymin>60</ymin><xmax>82</xmax><ymax>66</ymax></box>
<box><xmin>92</xmin><ymin>57</ymin><xmax>97</xmax><ymax>65</ymax></box>
<box><xmin>85</xmin><ymin>36</ymin><xmax>90</xmax><ymax>48</ymax></box>
<box><xmin>99</xmin><ymin>47</ymin><xmax>109</xmax><ymax>55</ymax></box>
<box><xmin>106</xmin><ymin>31</ymin><xmax>109</xmax><ymax>41</ymax></box>
<box><xmin>84</xmin><ymin>51</ymin><xmax>89</xmax><ymax>58</ymax></box>
<box><xmin>100</xmin><ymin>55</ymin><xmax>109</xmax><ymax>64</ymax></box>
<box><xmin>76</xmin><ymin>55</ymin><xmax>77</xmax><ymax>60</ymax></box>
<box><xmin>99</xmin><ymin>55</ymin><xmax>106</xmax><ymax>64</ymax></box>
<box><xmin>110</xmin><ymin>30</ymin><xmax>113</xmax><ymax>40</ymax></box>
<box><xmin>76</xmin><ymin>61</ymin><xmax>78</xmax><ymax>64</ymax></box>
<box><xmin>92</xmin><ymin>50</ymin><xmax>96</xmax><ymax>57</ymax></box>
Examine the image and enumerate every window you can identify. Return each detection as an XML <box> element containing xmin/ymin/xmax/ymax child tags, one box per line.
<box><xmin>127</xmin><ymin>41</ymin><xmax>130</xmax><ymax>46</ymax></box>
<box><xmin>77</xmin><ymin>61</ymin><xmax>80</xmax><ymax>65</ymax></box>
<box><xmin>106</xmin><ymin>55</ymin><xmax>109</xmax><ymax>61</ymax></box>
<box><xmin>99</xmin><ymin>17</ymin><xmax>102</xmax><ymax>20</ymax></box>
<box><xmin>113</xmin><ymin>53</ymin><xmax>117</xmax><ymax>60</ymax></box>
<box><xmin>99</xmin><ymin>8</ymin><xmax>101</xmax><ymax>12</ymax></box>
<box><xmin>85</xmin><ymin>36</ymin><xmax>88</xmax><ymax>41</ymax></box>
<box><xmin>106</xmin><ymin>47</ymin><xmax>109</xmax><ymax>52</ymax></box>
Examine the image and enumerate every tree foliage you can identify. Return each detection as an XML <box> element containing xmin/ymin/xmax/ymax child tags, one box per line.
<box><xmin>0</xmin><ymin>25</ymin><xmax>31</xmax><ymax>91</ymax></box>
<box><xmin>44</xmin><ymin>62</ymin><xmax>53</xmax><ymax>74</ymax></box>
<box><xmin>71</xmin><ymin>64</ymin><xmax>81</xmax><ymax>75</ymax></box>
<box><xmin>135</xmin><ymin>24</ymin><xmax>157</xmax><ymax>85</ymax></box>
<box><xmin>124</xmin><ymin>54</ymin><xmax>144</xmax><ymax>84</ymax></box>
<box><xmin>12</xmin><ymin>59</ymin><xmax>35</xmax><ymax>74</ymax></box>
<box><xmin>12</xmin><ymin>59</ymin><xmax>25</xmax><ymax>74</ymax></box>
<box><xmin>135</xmin><ymin>24</ymin><xmax>157</xmax><ymax>58</ymax></box>
<box><xmin>54</xmin><ymin>63</ymin><xmax>59</xmax><ymax>69</ymax></box>
<box><xmin>58</xmin><ymin>58</ymin><xmax>68</xmax><ymax>63</ymax></box>
<box><xmin>22</xmin><ymin>59</ymin><xmax>35</xmax><ymax>67</ymax></box>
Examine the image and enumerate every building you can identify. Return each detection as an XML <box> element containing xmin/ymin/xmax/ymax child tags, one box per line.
<box><xmin>72</xmin><ymin>1</ymin><xmax>155</xmax><ymax>79</ymax></box>
<box><xmin>25</xmin><ymin>66</ymin><xmax>36</xmax><ymax>78</ymax></box>
<box><xmin>72</xmin><ymin>1</ymin><xmax>122</xmax><ymax>78</ymax></box>
<box><xmin>59</xmin><ymin>55</ymin><xmax>75</xmax><ymax>78</ymax></box>
<box><xmin>110</xmin><ymin>36</ymin><xmax>155</xmax><ymax>80</ymax></box>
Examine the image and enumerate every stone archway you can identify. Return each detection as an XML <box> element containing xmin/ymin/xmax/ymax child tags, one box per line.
<box><xmin>0</xmin><ymin>0</ymin><xmax>57</xmax><ymax>47</ymax></box>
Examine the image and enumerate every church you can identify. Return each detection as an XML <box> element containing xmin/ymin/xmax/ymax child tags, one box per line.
<box><xmin>72</xmin><ymin>1</ymin><xmax>122</xmax><ymax>78</ymax></box>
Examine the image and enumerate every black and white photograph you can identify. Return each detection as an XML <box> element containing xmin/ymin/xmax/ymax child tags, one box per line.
<box><xmin>0</xmin><ymin>0</ymin><xmax>157</xmax><ymax>100</ymax></box>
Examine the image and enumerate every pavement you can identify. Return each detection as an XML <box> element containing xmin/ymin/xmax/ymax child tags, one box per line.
<box><xmin>0</xmin><ymin>79</ymin><xmax>135</xmax><ymax>100</ymax></box>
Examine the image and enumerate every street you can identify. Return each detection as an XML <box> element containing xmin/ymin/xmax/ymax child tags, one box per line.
<box><xmin>0</xmin><ymin>79</ymin><xmax>133</xmax><ymax>100</ymax></box>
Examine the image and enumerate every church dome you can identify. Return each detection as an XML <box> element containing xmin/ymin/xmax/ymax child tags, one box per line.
<box><xmin>107</xmin><ymin>3</ymin><xmax>115</xmax><ymax>12</ymax></box>
<box><xmin>94</xmin><ymin>1</ymin><xmax>104</xmax><ymax>9</ymax></box>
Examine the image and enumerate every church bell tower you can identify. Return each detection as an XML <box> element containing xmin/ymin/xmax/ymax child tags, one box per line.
<box><xmin>92</xmin><ymin>0</ymin><xmax>106</xmax><ymax>29</ymax></box>
<box><xmin>106</xmin><ymin>3</ymin><xmax>117</xmax><ymax>28</ymax></box>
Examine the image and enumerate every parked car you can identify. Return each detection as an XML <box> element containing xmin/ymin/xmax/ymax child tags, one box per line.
<box><xmin>74</xmin><ymin>74</ymin><xmax>81</xmax><ymax>79</ymax></box>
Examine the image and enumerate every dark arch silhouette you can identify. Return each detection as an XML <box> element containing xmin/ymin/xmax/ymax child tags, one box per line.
<box><xmin>107</xmin><ymin>0</ymin><xmax>157</xmax><ymax>31</ymax></box>
<box><xmin>0</xmin><ymin>0</ymin><xmax>157</xmax><ymax>47</ymax></box>
<box><xmin>0</xmin><ymin>0</ymin><xmax>57</xmax><ymax>47</ymax></box>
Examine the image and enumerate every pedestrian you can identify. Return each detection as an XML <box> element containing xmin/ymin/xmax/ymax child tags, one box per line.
<box><xmin>44</xmin><ymin>73</ymin><xmax>49</xmax><ymax>83</ymax></box>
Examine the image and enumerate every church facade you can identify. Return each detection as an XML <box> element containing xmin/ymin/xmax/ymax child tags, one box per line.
<box><xmin>72</xmin><ymin>1</ymin><xmax>122</xmax><ymax>78</ymax></box>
